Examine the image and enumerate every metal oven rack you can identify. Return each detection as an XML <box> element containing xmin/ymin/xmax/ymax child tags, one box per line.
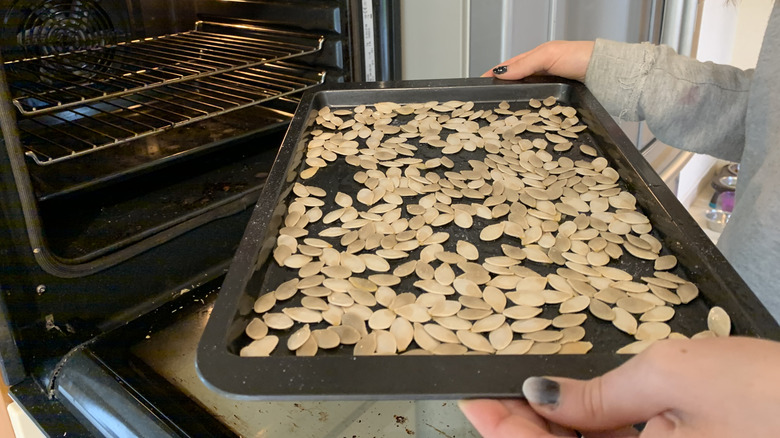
<box><xmin>4</xmin><ymin>22</ymin><xmax>325</xmax><ymax>166</ymax></box>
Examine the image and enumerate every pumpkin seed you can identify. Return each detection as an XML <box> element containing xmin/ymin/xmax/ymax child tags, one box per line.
<box><xmin>510</xmin><ymin>318</ymin><xmax>552</xmax><ymax>333</ymax></box>
<box><xmin>691</xmin><ymin>330</ymin><xmax>717</xmax><ymax>339</ymax></box>
<box><xmin>283</xmin><ymin>307</ymin><xmax>323</xmax><ymax>324</ymax></box>
<box><xmin>707</xmin><ymin>306</ymin><xmax>731</xmax><ymax>337</ymax></box>
<box><xmin>354</xmin><ymin>332</ymin><xmax>377</xmax><ymax>355</ymax></box>
<box><xmin>496</xmin><ymin>339</ymin><xmax>534</xmax><ymax>355</ymax></box>
<box><xmin>654</xmin><ymin>255</ymin><xmax>677</xmax><ymax>270</ymax></box>
<box><xmin>558</xmin><ymin>341</ymin><xmax>593</xmax><ymax>354</ymax></box>
<box><xmin>472</xmin><ymin>314</ymin><xmax>507</xmax><ymax>333</ymax></box>
<box><xmin>552</xmin><ymin>313</ymin><xmax>587</xmax><ymax>328</ymax></box>
<box><xmin>240</xmin><ymin>336</ymin><xmax>279</xmax><ymax>357</ymax></box>
<box><xmin>612</xmin><ymin>307</ymin><xmax>637</xmax><ymax>335</ymax></box>
<box><xmin>616</xmin><ymin>340</ymin><xmax>654</xmax><ymax>355</ymax></box>
<box><xmin>482</xmin><ymin>286</ymin><xmax>507</xmax><ymax>312</ymax></box>
<box><xmin>332</xmin><ymin>325</ymin><xmax>361</xmax><ymax>345</ymax></box>
<box><xmin>368</xmin><ymin>309</ymin><xmax>397</xmax><ymax>330</ymax></box>
<box><xmin>432</xmin><ymin>343</ymin><xmax>468</xmax><ymax>355</ymax></box>
<box><xmin>640</xmin><ymin>306</ymin><xmax>675</xmax><ymax>322</ymax></box>
<box><xmin>522</xmin><ymin>330</ymin><xmax>563</xmax><ymax>343</ymax></box>
<box><xmin>390</xmin><ymin>318</ymin><xmax>415</xmax><ymax>351</ymax></box>
<box><xmin>480</xmin><ymin>222</ymin><xmax>505</xmax><ymax>241</ymax></box>
<box><xmin>413</xmin><ymin>322</ymin><xmax>441</xmax><ymax>352</ymax></box>
<box><xmin>246</xmin><ymin>318</ymin><xmax>269</xmax><ymax>340</ymax></box>
<box><xmin>633</xmin><ymin>320</ymin><xmax>671</xmax><ymax>340</ymax></box>
<box><xmin>423</xmin><ymin>323</ymin><xmax>460</xmax><ymax>343</ymax></box>
<box><xmin>527</xmin><ymin>342</ymin><xmax>562</xmax><ymax>355</ymax></box>
<box><xmin>559</xmin><ymin>326</ymin><xmax>586</xmax><ymax>344</ymax></box>
<box><xmin>263</xmin><ymin>312</ymin><xmax>295</xmax><ymax>330</ymax></box>
<box><xmin>677</xmin><ymin>282</ymin><xmax>699</xmax><ymax>304</ymax></box>
<box><xmin>393</xmin><ymin>260</ymin><xmax>417</xmax><ymax>277</ymax></box>
<box><xmin>312</xmin><ymin>327</ymin><xmax>341</xmax><ymax>349</ymax></box>
<box><xmin>396</xmin><ymin>303</ymin><xmax>432</xmax><ymax>323</ymax></box>
<box><xmin>254</xmin><ymin>292</ymin><xmax>277</xmax><ymax>313</ymax></box>
<box><xmin>648</xmin><ymin>284</ymin><xmax>682</xmax><ymax>305</ymax></box>
<box><xmin>457</xmin><ymin>330</ymin><xmax>495</xmax><ymax>353</ymax></box>
<box><xmin>616</xmin><ymin>297</ymin><xmax>656</xmax><ymax>314</ymax></box>
<box><xmin>488</xmin><ymin>323</ymin><xmax>513</xmax><ymax>350</ymax></box>
<box><xmin>559</xmin><ymin>295</ymin><xmax>590</xmax><ymax>314</ymax></box>
<box><xmin>374</xmin><ymin>330</ymin><xmax>398</xmax><ymax>355</ymax></box>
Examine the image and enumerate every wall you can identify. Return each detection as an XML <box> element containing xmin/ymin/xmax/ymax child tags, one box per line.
<box><xmin>731</xmin><ymin>0</ymin><xmax>773</xmax><ymax>69</ymax></box>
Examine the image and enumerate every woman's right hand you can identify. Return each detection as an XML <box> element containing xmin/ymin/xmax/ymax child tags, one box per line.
<box><xmin>483</xmin><ymin>41</ymin><xmax>595</xmax><ymax>82</ymax></box>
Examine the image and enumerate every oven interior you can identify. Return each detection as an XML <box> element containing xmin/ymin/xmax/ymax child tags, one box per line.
<box><xmin>1</xmin><ymin>0</ymin><xmax>347</xmax><ymax>266</ymax></box>
<box><xmin>0</xmin><ymin>0</ymin><xmax>399</xmax><ymax>435</ymax></box>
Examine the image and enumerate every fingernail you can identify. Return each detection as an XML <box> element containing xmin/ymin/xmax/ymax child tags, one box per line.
<box><xmin>492</xmin><ymin>65</ymin><xmax>507</xmax><ymax>75</ymax></box>
<box><xmin>522</xmin><ymin>377</ymin><xmax>560</xmax><ymax>406</ymax></box>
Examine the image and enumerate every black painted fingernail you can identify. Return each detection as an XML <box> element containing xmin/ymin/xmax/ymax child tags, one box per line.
<box><xmin>522</xmin><ymin>377</ymin><xmax>560</xmax><ymax>406</ymax></box>
<box><xmin>492</xmin><ymin>65</ymin><xmax>507</xmax><ymax>75</ymax></box>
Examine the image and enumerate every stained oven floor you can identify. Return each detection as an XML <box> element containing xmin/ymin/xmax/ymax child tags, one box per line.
<box><xmin>131</xmin><ymin>296</ymin><xmax>480</xmax><ymax>437</ymax></box>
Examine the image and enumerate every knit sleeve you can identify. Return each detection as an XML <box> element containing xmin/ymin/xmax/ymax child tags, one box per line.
<box><xmin>584</xmin><ymin>38</ymin><xmax>753</xmax><ymax>162</ymax></box>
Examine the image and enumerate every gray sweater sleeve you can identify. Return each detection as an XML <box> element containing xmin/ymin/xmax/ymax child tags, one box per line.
<box><xmin>584</xmin><ymin>39</ymin><xmax>753</xmax><ymax>163</ymax></box>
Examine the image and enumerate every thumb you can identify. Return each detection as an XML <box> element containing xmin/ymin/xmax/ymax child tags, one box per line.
<box><xmin>521</xmin><ymin>355</ymin><xmax>678</xmax><ymax>431</ymax></box>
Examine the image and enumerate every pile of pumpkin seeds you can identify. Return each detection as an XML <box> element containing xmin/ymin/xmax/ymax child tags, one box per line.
<box><xmin>240</xmin><ymin>97</ymin><xmax>732</xmax><ymax>358</ymax></box>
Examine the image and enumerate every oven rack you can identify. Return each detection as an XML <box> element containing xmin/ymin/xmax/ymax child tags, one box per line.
<box><xmin>18</xmin><ymin>62</ymin><xmax>325</xmax><ymax>166</ymax></box>
<box><xmin>4</xmin><ymin>22</ymin><xmax>324</xmax><ymax>116</ymax></box>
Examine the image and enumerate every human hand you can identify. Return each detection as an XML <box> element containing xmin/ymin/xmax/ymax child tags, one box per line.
<box><xmin>459</xmin><ymin>337</ymin><xmax>780</xmax><ymax>437</ymax></box>
<box><xmin>483</xmin><ymin>41</ymin><xmax>595</xmax><ymax>82</ymax></box>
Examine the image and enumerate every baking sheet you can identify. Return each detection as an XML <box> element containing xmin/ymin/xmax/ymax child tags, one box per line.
<box><xmin>198</xmin><ymin>77</ymin><xmax>779</xmax><ymax>400</ymax></box>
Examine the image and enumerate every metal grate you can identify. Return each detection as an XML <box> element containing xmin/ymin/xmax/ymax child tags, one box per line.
<box><xmin>18</xmin><ymin>62</ymin><xmax>325</xmax><ymax>165</ymax></box>
<box><xmin>5</xmin><ymin>23</ymin><xmax>324</xmax><ymax>115</ymax></box>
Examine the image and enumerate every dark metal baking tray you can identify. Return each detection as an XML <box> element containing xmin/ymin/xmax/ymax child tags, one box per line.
<box><xmin>197</xmin><ymin>77</ymin><xmax>780</xmax><ymax>400</ymax></box>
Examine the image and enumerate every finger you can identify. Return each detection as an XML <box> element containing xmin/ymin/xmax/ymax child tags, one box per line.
<box><xmin>548</xmin><ymin>423</ymin><xmax>579</xmax><ymax>437</ymax></box>
<box><xmin>499</xmin><ymin>398</ymin><xmax>554</xmax><ymax>430</ymax></box>
<box><xmin>488</xmin><ymin>51</ymin><xmax>546</xmax><ymax>80</ymax></box>
<box><xmin>638</xmin><ymin>412</ymin><xmax>681</xmax><ymax>438</ymax></box>
<box><xmin>482</xmin><ymin>51</ymin><xmax>534</xmax><ymax>77</ymax></box>
<box><xmin>521</xmin><ymin>343</ymin><xmax>686</xmax><ymax>431</ymax></box>
<box><xmin>459</xmin><ymin>399</ymin><xmax>559</xmax><ymax>438</ymax></box>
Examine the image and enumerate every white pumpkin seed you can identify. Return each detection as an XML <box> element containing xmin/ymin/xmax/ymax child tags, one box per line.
<box><xmin>616</xmin><ymin>340</ymin><xmax>654</xmax><ymax>355</ymax></box>
<box><xmin>457</xmin><ymin>330</ymin><xmax>495</xmax><ymax>353</ymax></box>
<box><xmin>612</xmin><ymin>307</ymin><xmax>637</xmax><ymax>335</ymax></box>
<box><xmin>354</xmin><ymin>332</ymin><xmax>377</xmax><ymax>355</ymax></box>
<box><xmin>526</xmin><ymin>342</ymin><xmax>562</xmax><ymax>355</ymax></box>
<box><xmin>390</xmin><ymin>318</ymin><xmax>415</xmax><ymax>351</ymax></box>
<box><xmin>558</xmin><ymin>341</ymin><xmax>593</xmax><ymax>354</ymax></box>
<box><xmin>635</xmin><ymin>322</ymin><xmax>671</xmax><ymax>341</ymax></box>
<box><xmin>374</xmin><ymin>330</ymin><xmax>398</xmax><ymax>355</ymax></box>
<box><xmin>552</xmin><ymin>313</ymin><xmax>587</xmax><ymax>328</ymax></box>
<box><xmin>559</xmin><ymin>295</ymin><xmax>590</xmax><ymax>314</ymax></box>
<box><xmin>616</xmin><ymin>297</ymin><xmax>656</xmax><ymax>314</ymax></box>
<box><xmin>240</xmin><ymin>336</ymin><xmax>279</xmax><ymax>357</ymax></box>
<box><xmin>640</xmin><ymin>306</ymin><xmax>675</xmax><ymax>322</ymax></box>
<box><xmin>707</xmin><ymin>306</ymin><xmax>731</xmax><ymax>337</ymax></box>
<box><xmin>677</xmin><ymin>282</ymin><xmax>699</xmax><ymax>304</ymax></box>
<box><xmin>654</xmin><ymin>255</ymin><xmax>677</xmax><ymax>270</ymax></box>
<box><xmin>246</xmin><ymin>318</ymin><xmax>269</xmax><ymax>340</ymax></box>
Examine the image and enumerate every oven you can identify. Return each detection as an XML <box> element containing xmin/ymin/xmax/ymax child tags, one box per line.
<box><xmin>0</xmin><ymin>1</ymin><xmax>409</xmax><ymax>436</ymax></box>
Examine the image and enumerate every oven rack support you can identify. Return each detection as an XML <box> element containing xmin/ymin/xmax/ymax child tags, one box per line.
<box><xmin>18</xmin><ymin>62</ymin><xmax>325</xmax><ymax>166</ymax></box>
<box><xmin>4</xmin><ymin>21</ymin><xmax>324</xmax><ymax>116</ymax></box>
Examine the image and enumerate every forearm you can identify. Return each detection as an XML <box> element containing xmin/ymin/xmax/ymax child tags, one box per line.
<box><xmin>585</xmin><ymin>39</ymin><xmax>752</xmax><ymax>162</ymax></box>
